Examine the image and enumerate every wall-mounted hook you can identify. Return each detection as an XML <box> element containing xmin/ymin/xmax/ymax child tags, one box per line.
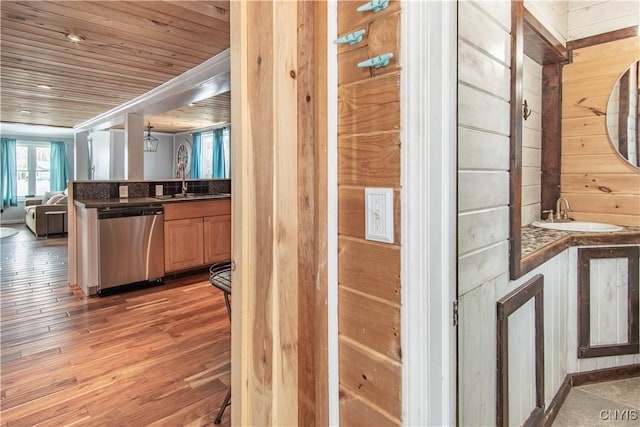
<box><xmin>357</xmin><ymin>52</ymin><xmax>394</xmax><ymax>69</ymax></box>
<box><xmin>334</xmin><ymin>29</ymin><xmax>366</xmax><ymax>46</ymax></box>
<box><xmin>356</xmin><ymin>0</ymin><xmax>389</xmax><ymax>13</ymax></box>
<box><xmin>523</xmin><ymin>99</ymin><xmax>533</xmax><ymax>120</ymax></box>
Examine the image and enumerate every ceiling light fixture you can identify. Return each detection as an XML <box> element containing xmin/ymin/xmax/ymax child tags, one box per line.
<box><xmin>37</xmin><ymin>84</ymin><xmax>52</xmax><ymax>89</ymax></box>
<box><xmin>144</xmin><ymin>121</ymin><xmax>159</xmax><ymax>152</ymax></box>
<box><xmin>65</xmin><ymin>34</ymin><xmax>85</xmax><ymax>42</ymax></box>
<box><xmin>20</xmin><ymin>109</ymin><xmax>32</xmax><ymax>113</ymax></box>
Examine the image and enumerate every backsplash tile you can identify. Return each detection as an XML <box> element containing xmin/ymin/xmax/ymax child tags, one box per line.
<box><xmin>73</xmin><ymin>179</ymin><xmax>231</xmax><ymax>200</ymax></box>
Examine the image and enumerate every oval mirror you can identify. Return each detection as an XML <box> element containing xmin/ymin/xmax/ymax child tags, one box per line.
<box><xmin>606</xmin><ymin>59</ymin><xmax>640</xmax><ymax>168</ymax></box>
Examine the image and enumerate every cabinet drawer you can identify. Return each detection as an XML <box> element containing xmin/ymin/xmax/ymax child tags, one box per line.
<box><xmin>164</xmin><ymin>199</ymin><xmax>231</xmax><ymax>221</ymax></box>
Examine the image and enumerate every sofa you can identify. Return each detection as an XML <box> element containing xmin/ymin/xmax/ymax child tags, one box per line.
<box><xmin>24</xmin><ymin>190</ymin><xmax>68</xmax><ymax>237</ymax></box>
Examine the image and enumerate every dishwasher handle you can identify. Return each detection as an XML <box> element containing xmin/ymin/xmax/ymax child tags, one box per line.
<box><xmin>97</xmin><ymin>206</ymin><xmax>163</xmax><ymax>219</ymax></box>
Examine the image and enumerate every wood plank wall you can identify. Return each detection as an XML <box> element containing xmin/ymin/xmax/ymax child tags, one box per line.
<box><xmin>457</xmin><ymin>1</ymin><xmax>512</xmax><ymax>425</ymax></box>
<box><xmin>337</xmin><ymin>1</ymin><xmax>402</xmax><ymax>424</ymax></box>
<box><xmin>561</xmin><ymin>36</ymin><xmax>640</xmax><ymax>226</ymax></box>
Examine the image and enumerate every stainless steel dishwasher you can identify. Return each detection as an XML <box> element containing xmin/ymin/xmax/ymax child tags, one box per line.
<box><xmin>97</xmin><ymin>205</ymin><xmax>164</xmax><ymax>293</ymax></box>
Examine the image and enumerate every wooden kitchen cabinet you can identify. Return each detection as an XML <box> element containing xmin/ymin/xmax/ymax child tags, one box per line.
<box><xmin>163</xmin><ymin>199</ymin><xmax>231</xmax><ymax>273</ymax></box>
<box><xmin>164</xmin><ymin>217</ymin><xmax>204</xmax><ymax>272</ymax></box>
<box><xmin>204</xmin><ymin>214</ymin><xmax>231</xmax><ymax>264</ymax></box>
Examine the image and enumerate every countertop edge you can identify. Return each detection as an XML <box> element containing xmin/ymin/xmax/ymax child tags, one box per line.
<box><xmin>75</xmin><ymin>195</ymin><xmax>231</xmax><ymax>209</ymax></box>
<box><xmin>520</xmin><ymin>229</ymin><xmax>640</xmax><ymax>276</ymax></box>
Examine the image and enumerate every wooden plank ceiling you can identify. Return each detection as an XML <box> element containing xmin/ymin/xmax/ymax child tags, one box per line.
<box><xmin>0</xmin><ymin>1</ymin><xmax>230</xmax><ymax>133</ymax></box>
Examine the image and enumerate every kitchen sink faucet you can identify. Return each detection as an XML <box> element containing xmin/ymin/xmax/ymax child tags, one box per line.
<box><xmin>177</xmin><ymin>161</ymin><xmax>188</xmax><ymax>196</ymax></box>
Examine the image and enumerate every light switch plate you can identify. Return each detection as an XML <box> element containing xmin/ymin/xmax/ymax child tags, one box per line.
<box><xmin>119</xmin><ymin>185</ymin><xmax>128</xmax><ymax>199</ymax></box>
<box><xmin>365</xmin><ymin>187</ymin><xmax>393</xmax><ymax>243</ymax></box>
<box><xmin>155</xmin><ymin>185</ymin><xmax>163</xmax><ymax>196</ymax></box>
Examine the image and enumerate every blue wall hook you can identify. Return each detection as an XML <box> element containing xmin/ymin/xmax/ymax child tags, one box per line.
<box><xmin>334</xmin><ymin>29</ymin><xmax>366</xmax><ymax>46</ymax></box>
<box><xmin>356</xmin><ymin>0</ymin><xmax>389</xmax><ymax>13</ymax></box>
<box><xmin>357</xmin><ymin>53</ymin><xmax>394</xmax><ymax>69</ymax></box>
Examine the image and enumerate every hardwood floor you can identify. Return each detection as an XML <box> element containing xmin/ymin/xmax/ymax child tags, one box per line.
<box><xmin>0</xmin><ymin>225</ymin><xmax>231</xmax><ymax>426</ymax></box>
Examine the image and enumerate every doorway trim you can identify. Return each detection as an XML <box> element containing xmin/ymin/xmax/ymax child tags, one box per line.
<box><xmin>401</xmin><ymin>1</ymin><xmax>458</xmax><ymax>425</ymax></box>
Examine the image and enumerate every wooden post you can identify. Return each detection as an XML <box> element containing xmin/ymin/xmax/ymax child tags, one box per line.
<box><xmin>230</xmin><ymin>1</ymin><xmax>328</xmax><ymax>425</ymax></box>
<box><xmin>124</xmin><ymin>112</ymin><xmax>144</xmax><ymax>180</ymax></box>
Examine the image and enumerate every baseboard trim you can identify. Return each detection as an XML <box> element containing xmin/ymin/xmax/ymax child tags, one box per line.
<box><xmin>571</xmin><ymin>364</ymin><xmax>640</xmax><ymax>387</ymax></box>
<box><xmin>0</xmin><ymin>220</ymin><xmax>25</xmax><ymax>225</ymax></box>
<box><xmin>543</xmin><ymin>375</ymin><xmax>571</xmax><ymax>426</ymax></box>
<box><xmin>544</xmin><ymin>364</ymin><xmax>640</xmax><ymax>426</ymax></box>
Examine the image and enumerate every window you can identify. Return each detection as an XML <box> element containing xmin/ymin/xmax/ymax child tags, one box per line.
<box><xmin>16</xmin><ymin>143</ymin><xmax>50</xmax><ymax>197</ymax></box>
<box><xmin>198</xmin><ymin>128</ymin><xmax>231</xmax><ymax>179</ymax></box>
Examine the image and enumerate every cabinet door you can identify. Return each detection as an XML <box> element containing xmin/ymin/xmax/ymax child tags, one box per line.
<box><xmin>204</xmin><ymin>214</ymin><xmax>231</xmax><ymax>264</ymax></box>
<box><xmin>164</xmin><ymin>218</ymin><xmax>204</xmax><ymax>272</ymax></box>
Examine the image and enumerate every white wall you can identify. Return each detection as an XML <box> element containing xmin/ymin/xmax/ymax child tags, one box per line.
<box><xmin>568</xmin><ymin>0</ymin><xmax>640</xmax><ymax>41</ymax></box>
<box><xmin>457</xmin><ymin>1</ymin><xmax>511</xmax><ymax>425</ymax></box>
<box><xmin>525</xmin><ymin>0</ymin><xmax>568</xmax><ymax>46</ymax></box>
<box><xmin>110</xmin><ymin>131</ymin><xmax>125</xmax><ymax>180</ymax></box>
<box><xmin>144</xmin><ymin>133</ymin><xmax>175</xmax><ymax>179</ymax></box>
<box><xmin>522</xmin><ymin>55</ymin><xmax>543</xmax><ymax>225</ymax></box>
<box><xmin>88</xmin><ymin>129</ymin><xmax>175</xmax><ymax>180</ymax></box>
<box><xmin>90</xmin><ymin>130</ymin><xmax>111</xmax><ymax>180</ymax></box>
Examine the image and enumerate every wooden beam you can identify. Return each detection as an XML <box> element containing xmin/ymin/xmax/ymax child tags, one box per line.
<box><xmin>231</xmin><ymin>1</ymin><xmax>327</xmax><ymax>425</ymax></box>
<box><xmin>509</xmin><ymin>0</ymin><xmax>524</xmax><ymax>279</ymax></box>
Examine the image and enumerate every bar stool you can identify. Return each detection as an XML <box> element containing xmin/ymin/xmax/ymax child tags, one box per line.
<box><xmin>209</xmin><ymin>261</ymin><xmax>232</xmax><ymax>425</ymax></box>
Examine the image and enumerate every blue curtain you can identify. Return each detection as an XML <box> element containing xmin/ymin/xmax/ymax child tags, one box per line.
<box><xmin>1</xmin><ymin>138</ymin><xmax>18</xmax><ymax>207</ymax></box>
<box><xmin>190</xmin><ymin>132</ymin><xmax>201</xmax><ymax>179</ymax></box>
<box><xmin>213</xmin><ymin>128</ymin><xmax>225</xmax><ymax>178</ymax></box>
<box><xmin>50</xmin><ymin>141</ymin><xmax>69</xmax><ymax>191</ymax></box>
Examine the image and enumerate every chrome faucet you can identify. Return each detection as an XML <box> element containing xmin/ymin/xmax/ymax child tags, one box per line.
<box><xmin>178</xmin><ymin>161</ymin><xmax>188</xmax><ymax>196</ymax></box>
<box><xmin>556</xmin><ymin>197</ymin><xmax>571</xmax><ymax>220</ymax></box>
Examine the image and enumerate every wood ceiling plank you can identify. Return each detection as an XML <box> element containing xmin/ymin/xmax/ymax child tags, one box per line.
<box><xmin>59</xmin><ymin>0</ymin><xmax>228</xmax><ymax>49</ymax></box>
<box><xmin>1</xmin><ymin>24</ymin><xmax>206</xmax><ymax>69</ymax></box>
<box><xmin>0</xmin><ymin>71</ymin><xmax>157</xmax><ymax>95</ymax></box>
<box><xmin>1</xmin><ymin>85</ymin><xmax>146</xmax><ymax>105</ymax></box>
<box><xmin>0</xmin><ymin>39</ymin><xmax>192</xmax><ymax>81</ymax></box>
<box><xmin>0</xmin><ymin>0</ymin><xmax>231</xmax><ymax>132</ymax></box>
<box><xmin>162</xmin><ymin>0</ymin><xmax>230</xmax><ymax>23</ymax></box>
<box><xmin>1</xmin><ymin>52</ymin><xmax>172</xmax><ymax>85</ymax></box>
<box><xmin>2</xmin><ymin>1</ymin><xmax>224</xmax><ymax>58</ymax></box>
<box><xmin>98</xmin><ymin>1</ymin><xmax>229</xmax><ymax>45</ymax></box>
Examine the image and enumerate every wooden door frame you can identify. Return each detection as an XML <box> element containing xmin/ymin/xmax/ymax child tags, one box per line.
<box><xmin>230</xmin><ymin>2</ymin><xmax>328</xmax><ymax>425</ymax></box>
<box><xmin>401</xmin><ymin>1</ymin><xmax>458</xmax><ymax>426</ymax></box>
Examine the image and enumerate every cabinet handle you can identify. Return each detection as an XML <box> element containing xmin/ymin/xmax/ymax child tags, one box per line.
<box><xmin>357</xmin><ymin>52</ymin><xmax>394</xmax><ymax>69</ymax></box>
<box><xmin>357</xmin><ymin>0</ymin><xmax>389</xmax><ymax>13</ymax></box>
<box><xmin>334</xmin><ymin>29</ymin><xmax>366</xmax><ymax>46</ymax></box>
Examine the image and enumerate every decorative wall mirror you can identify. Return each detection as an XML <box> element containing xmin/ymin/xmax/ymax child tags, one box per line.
<box><xmin>176</xmin><ymin>140</ymin><xmax>191</xmax><ymax>176</ymax></box>
<box><xmin>606</xmin><ymin>59</ymin><xmax>640</xmax><ymax>168</ymax></box>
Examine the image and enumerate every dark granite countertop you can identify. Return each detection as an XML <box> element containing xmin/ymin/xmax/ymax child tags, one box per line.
<box><xmin>521</xmin><ymin>224</ymin><xmax>640</xmax><ymax>259</ymax></box>
<box><xmin>75</xmin><ymin>194</ymin><xmax>231</xmax><ymax>209</ymax></box>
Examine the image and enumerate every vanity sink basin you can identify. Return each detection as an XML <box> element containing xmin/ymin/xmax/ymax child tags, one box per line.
<box><xmin>531</xmin><ymin>221</ymin><xmax>623</xmax><ymax>232</ymax></box>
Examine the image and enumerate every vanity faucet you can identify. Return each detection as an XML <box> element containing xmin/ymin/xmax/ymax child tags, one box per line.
<box><xmin>556</xmin><ymin>197</ymin><xmax>571</xmax><ymax>220</ymax></box>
